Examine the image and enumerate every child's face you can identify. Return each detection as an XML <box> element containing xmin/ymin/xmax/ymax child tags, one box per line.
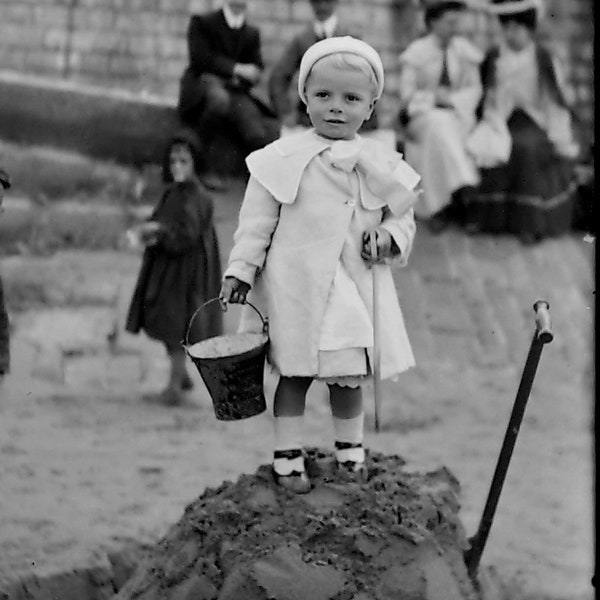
<box><xmin>310</xmin><ymin>0</ymin><xmax>338</xmax><ymax>22</ymax></box>
<box><xmin>169</xmin><ymin>144</ymin><xmax>195</xmax><ymax>183</ymax></box>
<box><xmin>305</xmin><ymin>63</ymin><xmax>375</xmax><ymax>140</ymax></box>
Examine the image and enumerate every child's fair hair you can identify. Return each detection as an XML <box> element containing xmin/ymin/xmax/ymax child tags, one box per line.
<box><xmin>307</xmin><ymin>52</ymin><xmax>379</xmax><ymax>98</ymax></box>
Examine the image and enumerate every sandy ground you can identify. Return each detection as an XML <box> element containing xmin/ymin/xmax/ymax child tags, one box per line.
<box><xmin>0</xmin><ymin>183</ymin><xmax>595</xmax><ymax>599</ymax></box>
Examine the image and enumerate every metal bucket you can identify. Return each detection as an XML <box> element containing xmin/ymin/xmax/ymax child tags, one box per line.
<box><xmin>184</xmin><ymin>299</ymin><xmax>268</xmax><ymax>421</ymax></box>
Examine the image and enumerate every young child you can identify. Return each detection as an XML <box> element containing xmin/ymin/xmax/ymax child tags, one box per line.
<box><xmin>268</xmin><ymin>0</ymin><xmax>379</xmax><ymax>131</ymax></box>
<box><xmin>0</xmin><ymin>168</ymin><xmax>12</xmax><ymax>380</ymax></box>
<box><xmin>126</xmin><ymin>130</ymin><xmax>223</xmax><ymax>405</ymax></box>
<box><xmin>220</xmin><ymin>37</ymin><xmax>421</xmax><ymax>493</ymax></box>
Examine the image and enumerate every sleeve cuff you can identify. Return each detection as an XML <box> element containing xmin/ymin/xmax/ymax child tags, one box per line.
<box><xmin>223</xmin><ymin>260</ymin><xmax>257</xmax><ymax>287</ymax></box>
<box><xmin>379</xmin><ymin>223</ymin><xmax>410</xmax><ymax>267</ymax></box>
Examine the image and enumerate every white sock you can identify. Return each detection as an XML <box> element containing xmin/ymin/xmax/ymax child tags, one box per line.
<box><xmin>273</xmin><ymin>416</ymin><xmax>305</xmax><ymax>475</ymax></box>
<box><xmin>333</xmin><ymin>413</ymin><xmax>365</xmax><ymax>463</ymax></box>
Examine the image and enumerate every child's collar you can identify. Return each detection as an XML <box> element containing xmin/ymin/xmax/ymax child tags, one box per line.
<box><xmin>273</xmin><ymin>128</ymin><xmax>362</xmax><ymax>156</ymax></box>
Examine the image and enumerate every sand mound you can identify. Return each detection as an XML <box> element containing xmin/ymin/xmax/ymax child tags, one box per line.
<box><xmin>113</xmin><ymin>449</ymin><xmax>484</xmax><ymax>600</ymax></box>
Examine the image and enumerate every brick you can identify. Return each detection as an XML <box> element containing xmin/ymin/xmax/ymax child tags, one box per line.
<box><xmin>32</xmin><ymin>4</ymin><xmax>69</xmax><ymax>27</ymax></box>
<box><xmin>73</xmin><ymin>8</ymin><xmax>115</xmax><ymax>30</ymax></box>
<box><xmin>162</xmin><ymin>14</ymin><xmax>190</xmax><ymax>34</ymax></box>
<box><xmin>43</xmin><ymin>28</ymin><xmax>69</xmax><ymax>51</ymax></box>
<box><xmin>4</xmin><ymin>3</ymin><xmax>35</xmax><ymax>23</ymax></box>
<box><xmin>158</xmin><ymin>58</ymin><xmax>187</xmax><ymax>82</ymax></box>
<box><xmin>75</xmin><ymin>52</ymin><xmax>112</xmax><ymax>77</ymax></box>
<box><xmin>187</xmin><ymin>0</ymin><xmax>213</xmax><ymax>14</ymax></box>
<box><xmin>26</xmin><ymin>50</ymin><xmax>66</xmax><ymax>75</ymax></box>
<box><xmin>0</xmin><ymin>47</ymin><xmax>28</xmax><ymax>71</ymax></box>
<box><xmin>126</xmin><ymin>35</ymin><xmax>160</xmax><ymax>58</ymax></box>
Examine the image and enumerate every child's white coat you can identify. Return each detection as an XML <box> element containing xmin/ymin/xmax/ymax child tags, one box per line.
<box><xmin>225</xmin><ymin>129</ymin><xmax>420</xmax><ymax>380</ymax></box>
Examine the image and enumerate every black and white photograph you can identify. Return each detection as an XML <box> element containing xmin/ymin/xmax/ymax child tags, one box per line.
<box><xmin>0</xmin><ymin>0</ymin><xmax>594</xmax><ymax>598</ymax></box>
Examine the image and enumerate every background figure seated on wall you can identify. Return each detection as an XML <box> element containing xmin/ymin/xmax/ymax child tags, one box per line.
<box><xmin>177</xmin><ymin>1</ymin><xmax>279</xmax><ymax>189</ymax></box>
<box><xmin>268</xmin><ymin>0</ymin><xmax>378</xmax><ymax>134</ymax></box>
<box><xmin>397</xmin><ymin>0</ymin><xmax>482</xmax><ymax>233</ymax></box>
<box><xmin>463</xmin><ymin>0</ymin><xmax>580</xmax><ymax>245</ymax></box>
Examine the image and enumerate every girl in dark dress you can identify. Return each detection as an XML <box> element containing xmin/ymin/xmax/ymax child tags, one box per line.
<box><xmin>464</xmin><ymin>0</ymin><xmax>579</xmax><ymax>244</ymax></box>
<box><xmin>126</xmin><ymin>130</ymin><xmax>223</xmax><ymax>405</ymax></box>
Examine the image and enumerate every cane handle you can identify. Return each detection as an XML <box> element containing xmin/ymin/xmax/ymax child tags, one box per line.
<box><xmin>369</xmin><ymin>230</ymin><xmax>378</xmax><ymax>260</ymax></box>
<box><xmin>533</xmin><ymin>300</ymin><xmax>553</xmax><ymax>344</ymax></box>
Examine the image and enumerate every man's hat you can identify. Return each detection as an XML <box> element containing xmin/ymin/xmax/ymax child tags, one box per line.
<box><xmin>420</xmin><ymin>0</ymin><xmax>467</xmax><ymax>9</ymax></box>
<box><xmin>0</xmin><ymin>168</ymin><xmax>11</xmax><ymax>190</ymax></box>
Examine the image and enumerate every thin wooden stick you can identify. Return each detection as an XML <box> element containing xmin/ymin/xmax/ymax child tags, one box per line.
<box><xmin>370</xmin><ymin>231</ymin><xmax>382</xmax><ymax>433</ymax></box>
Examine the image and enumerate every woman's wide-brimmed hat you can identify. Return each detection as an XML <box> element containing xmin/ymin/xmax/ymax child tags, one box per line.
<box><xmin>297</xmin><ymin>36</ymin><xmax>385</xmax><ymax>103</ymax></box>
<box><xmin>487</xmin><ymin>0</ymin><xmax>545</xmax><ymax>16</ymax></box>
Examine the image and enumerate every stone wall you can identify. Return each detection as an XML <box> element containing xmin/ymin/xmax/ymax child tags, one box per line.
<box><xmin>0</xmin><ymin>0</ymin><xmax>594</xmax><ymax>132</ymax></box>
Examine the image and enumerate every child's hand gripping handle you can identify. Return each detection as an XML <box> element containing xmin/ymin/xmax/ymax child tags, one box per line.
<box><xmin>219</xmin><ymin>277</ymin><xmax>251</xmax><ymax>308</ymax></box>
<box><xmin>533</xmin><ymin>300</ymin><xmax>553</xmax><ymax>344</ymax></box>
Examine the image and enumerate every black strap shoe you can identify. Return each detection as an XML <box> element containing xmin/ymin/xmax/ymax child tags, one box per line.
<box><xmin>272</xmin><ymin>449</ymin><xmax>311</xmax><ymax>494</ymax></box>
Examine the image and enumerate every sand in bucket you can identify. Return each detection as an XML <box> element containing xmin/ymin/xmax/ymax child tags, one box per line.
<box><xmin>185</xmin><ymin>300</ymin><xmax>269</xmax><ymax>421</ymax></box>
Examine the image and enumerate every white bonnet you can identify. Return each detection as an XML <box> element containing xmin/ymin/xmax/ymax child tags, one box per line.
<box><xmin>297</xmin><ymin>36</ymin><xmax>385</xmax><ymax>104</ymax></box>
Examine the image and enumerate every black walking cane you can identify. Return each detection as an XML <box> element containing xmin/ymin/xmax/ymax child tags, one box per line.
<box><xmin>464</xmin><ymin>300</ymin><xmax>554</xmax><ymax>580</ymax></box>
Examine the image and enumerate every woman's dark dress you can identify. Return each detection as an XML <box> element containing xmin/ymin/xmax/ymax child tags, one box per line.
<box><xmin>466</xmin><ymin>45</ymin><xmax>578</xmax><ymax>239</ymax></box>
<box><xmin>126</xmin><ymin>179</ymin><xmax>223</xmax><ymax>348</ymax></box>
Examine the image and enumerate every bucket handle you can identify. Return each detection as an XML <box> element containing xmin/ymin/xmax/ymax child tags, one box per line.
<box><xmin>184</xmin><ymin>298</ymin><xmax>268</xmax><ymax>347</ymax></box>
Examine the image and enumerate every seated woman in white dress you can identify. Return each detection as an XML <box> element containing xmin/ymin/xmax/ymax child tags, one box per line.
<box><xmin>398</xmin><ymin>0</ymin><xmax>482</xmax><ymax>233</ymax></box>
<box><xmin>463</xmin><ymin>0</ymin><xmax>579</xmax><ymax>244</ymax></box>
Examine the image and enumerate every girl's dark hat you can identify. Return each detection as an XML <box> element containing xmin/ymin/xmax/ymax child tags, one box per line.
<box><xmin>0</xmin><ymin>168</ymin><xmax>11</xmax><ymax>189</ymax></box>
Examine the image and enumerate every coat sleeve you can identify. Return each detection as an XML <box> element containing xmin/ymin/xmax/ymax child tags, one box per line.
<box><xmin>224</xmin><ymin>176</ymin><xmax>281</xmax><ymax>286</ymax></box>
<box><xmin>268</xmin><ymin>35</ymin><xmax>303</xmax><ymax>117</ymax></box>
<box><xmin>187</xmin><ymin>16</ymin><xmax>236</xmax><ymax>78</ymax></box>
<box><xmin>379</xmin><ymin>207</ymin><xmax>416</xmax><ymax>267</ymax></box>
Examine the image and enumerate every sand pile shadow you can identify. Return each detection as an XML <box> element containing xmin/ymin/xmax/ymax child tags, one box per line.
<box><xmin>112</xmin><ymin>448</ymin><xmax>489</xmax><ymax>600</ymax></box>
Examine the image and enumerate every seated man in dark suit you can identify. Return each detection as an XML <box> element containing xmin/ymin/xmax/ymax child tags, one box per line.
<box><xmin>268</xmin><ymin>0</ymin><xmax>378</xmax><ymax>130</ymax></box>
<box><xmin>178</xmin><ymin>1</ymin><xmax>278</xmax><ymax>186</ymax></box>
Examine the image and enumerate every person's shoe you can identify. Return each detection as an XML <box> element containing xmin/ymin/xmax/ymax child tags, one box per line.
<box><xmin>335</xmin><ymin>441</ymin><xmax>368</xmax><ymax>481</ymax></box>
<box><xmin>181</xmin><ymin>373</ymin><xmax>194</xmax><ymax>391</ymax></box>
<box><xmin>272</xmin><ymin>449</ymin><xmax>311</xmax><ymax>494</ymax></box>
<box><xmin>200</xmin><ymin>173</ymin><xmax>229</xmax><ymax>192</ymax></box>
<box><xmin>158</xmin><ymin>384</ymin><xmax>185</xmax><ymax>407</ymax></box>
